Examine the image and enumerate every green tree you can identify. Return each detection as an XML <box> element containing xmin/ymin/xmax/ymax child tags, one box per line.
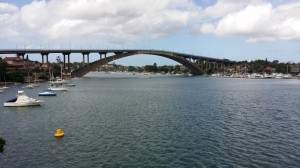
<box><xmin>0</xmin><ymin>59</ymin><xmax>7</xmax><ymax>81</ymax></box>
<box><xmin>144</xmin><ymin>65</ymin><xmax>154</xmax><ymax>72</ymax></box>
<box><xmin>128</xmin><ymin>66</ymin><xmax>136</xmax><ymax>72</ymax></box>
<box><xmin>174</xmin><ymin>65</ymin><xmax>180</xmax><ymax>72</ymax></box>
<box><xmin>158</xmin><ymin>65</ymin><xmax>169</xmax><ymax>73</ymax></box>
<box><xmin>153</xmin><ymin>63</ymin><xmax>158</xmax><ymax>72</ymax></box>
<box><xmin>56</xmin><ymin>56</ymin><xmax>62</xmax><ymax>63</ymax></box>
<box><xmin>6</xmin><ymin>70</ymin><xmax>26</xmax><ymax>82</ymax></box>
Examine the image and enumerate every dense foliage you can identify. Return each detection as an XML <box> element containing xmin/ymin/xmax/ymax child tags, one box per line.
<box><xmin>0</xmin><ymin>59</ymin><xmax>7</xmax><ymax>81</ymax></box>
<box><xmin>0</xmin><ymin>58</ymin><xmax>298</xmax><ymax>82</ymax></box>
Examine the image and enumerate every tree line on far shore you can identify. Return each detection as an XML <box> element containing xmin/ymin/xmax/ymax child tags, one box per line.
<box><xmin>0</xmin><ymin>58</ymin><xmax>298</xmax><ymax>83</ymax></box>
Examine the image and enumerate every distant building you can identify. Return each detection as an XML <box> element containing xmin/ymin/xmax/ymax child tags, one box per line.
<box><xmin>263</xmin><ymin>67</ymin><xmax>276</xmax><ymax>73</ymax></box>
<box><xmin>3</xmin><ymin>57</ymin><xmax>42</xmax><ymax>72</ymax></box>
<box><xmin>3</xmin><ymin>57</ymin><xmax>26</xmax><ymax>71</ymax></box>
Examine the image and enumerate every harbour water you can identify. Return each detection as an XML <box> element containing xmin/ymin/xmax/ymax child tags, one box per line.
<box><xmin>0</xmin><ymin>73</ymin><xmax>300</xmax><ymax>167</ymax></box>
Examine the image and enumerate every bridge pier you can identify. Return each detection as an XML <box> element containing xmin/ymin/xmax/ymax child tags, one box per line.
<box><xmin>82</xmin><ymin>52</ymin><xmax>90</xmax><ymax>67</ymax></box>
<box><xmin>204</xmin><ymin>61</ymin><xmax>207</xmax><ymax>70</ymax></box>
<box><xmin>41</xmin><ymin>53</ymin><xmax>49</xmax><ymax>64</ymax></box>
<box><xmin>62</xmin><ymin>52</ymin><xmax>70</xmax><ymax>70</ymax></box>
<box><xmin>68</xmin><ymin>54</ymin><xmax>70</xmax><ymax>69</ymax></box>
<box><xmin>99</xmin><ymin>52</ymin><xmax>107</xmax><ymax>60</ymax></box>
<box><xmin>63</xmin><ymin>54</ymin><xmax>66</xmax><ymax>70</ymax></box>
<box><xmin>17</xmin><ymin>53</ymin><xmax>25</xmax><ymax>59</ymax></box>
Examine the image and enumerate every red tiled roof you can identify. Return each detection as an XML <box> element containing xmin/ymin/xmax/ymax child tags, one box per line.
<box><xmin>264</xmin><ymin>67</ymin><xmax>273</xmax><ymax>71</ymax></box>
<box><xmin>3</xmin><ymin>57</ymin><xmax>21</xmax><ymax>61</ymax></box>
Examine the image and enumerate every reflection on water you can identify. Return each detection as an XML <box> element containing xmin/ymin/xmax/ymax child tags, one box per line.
<box><xmin>53</xmin><ymin>137</ymin><xmax>64</xmax><ymax>149</ymax></box>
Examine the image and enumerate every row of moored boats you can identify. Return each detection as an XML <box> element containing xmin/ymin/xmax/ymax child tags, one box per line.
<box><xmin>210</xmin><ymin>73</ymin><xmax>299</xmax><ymax>79</ymax></box>
<box><xmin>2</xmin><ymin>78</ymin><xmax>75</xmax><ymax>107</ymax></box>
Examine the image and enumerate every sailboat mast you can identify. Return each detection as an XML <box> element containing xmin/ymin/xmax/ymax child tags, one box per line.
<box><xmin>61</xmin><ymin>64</ymin><xmax>63</xmax><ymax>79</ymax></box>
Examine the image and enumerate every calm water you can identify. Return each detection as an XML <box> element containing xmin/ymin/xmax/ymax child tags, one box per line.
<box><xmin>0</xmin><ymin>73</ymin><xmax>300</xmax><ymax>167</ymax></box>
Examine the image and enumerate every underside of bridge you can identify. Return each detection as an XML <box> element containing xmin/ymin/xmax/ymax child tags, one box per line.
<box><xmin>71</xmin><ymin>51</ymin><xmax>206</xmax><ymax>77</ymax></box>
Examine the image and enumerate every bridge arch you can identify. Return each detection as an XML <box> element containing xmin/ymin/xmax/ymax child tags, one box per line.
<box><xmin>71</xmin><ymin>50</ymin><xmax>206</xmax><ymax>77</ymax></box>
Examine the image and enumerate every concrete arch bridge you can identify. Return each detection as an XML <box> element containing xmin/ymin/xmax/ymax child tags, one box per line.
<box><xmin>71</xmin><ymin>50</ymin><xmax>232</xmax><ymax>77</ymax></box>
<box><xmin>0</xmin><ymin>49</ymin><xmax>233</xmax><ymax>77</ymax></box>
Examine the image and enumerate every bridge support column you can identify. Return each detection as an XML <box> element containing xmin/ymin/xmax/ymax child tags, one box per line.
<box><xmin>17</xmin><ymin>53</ymin><xmax>25</xmax><ymax>59</ymax></box>
<box><xmin>62</xmin><ymin>52</ymin><xmax>71</xmax><ymax>70</ymax></box>
<box><xmin>98</xmin><ymin>52</ymin><xmax>108</xmax><ymax>60</ymax></box>
<box><xmin>68</xmin><ymin>54</ymin><xmax>70</xmax><ymax>69</ymax></box>
<box><xmin>205</xmin><ymin>61</ymin><xmax>208</xmax><ymax>71</ymax></box>
<box><xmin>63</xmin><ymin>54</ymin><xmax>66</xmax><ymax>70</ymax></box>
<box><xmin>41</xmin><ymin>53</ymin><xmax>49</xmax><ymax>64</ymax></box>
<box><xmin>82</xmin><ymin>52</ymin><xmax>90</xmax><ymax>67</ymax></box>
<box><xmin>220</xmin><ymin>63</ymin><xmax>223</xmax><ymax>71</ymax></box>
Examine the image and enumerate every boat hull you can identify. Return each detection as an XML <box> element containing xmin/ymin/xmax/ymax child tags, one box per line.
<box><xmin>4</xmin><ymin>90</ymin><xmax>44</xmax><ymax>107</ymax></box>
<box><xmin>39</xmin><ymin>93</ymin><xmax>57</xmax><ymax>96</ymax></box>
<box><xmin>4</xmin><ymin>101</ymin><xmax>43</xmax><ymax>107</ymax></box>
<box><xmin>48</xmin><ymin>87</ymin><xmax>68</xmax><ymax>91</ymax></box>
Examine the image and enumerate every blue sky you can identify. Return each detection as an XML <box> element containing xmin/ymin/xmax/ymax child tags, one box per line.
<box><xmin>0</xmin><ymin>0</ymin><xmax>299</xmax><ymax>66</ymax></box>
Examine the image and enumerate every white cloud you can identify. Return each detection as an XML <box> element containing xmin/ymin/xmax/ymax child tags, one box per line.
<box><xmin>0</xmin><ymin>3</ymin><xmax>20</xmax><ymax>38</ymax></box>
<box><xmin>200</xmin><ymin>0</ymin><xmax>300</xmax><ymax>42</ymax></box>
<box><xmin>204</xmin><ymin>0</ymin><xmax>249</xmax><ymax>18</ymax></box>
<box><xmin>0</xmin><ymin>3</ymin><xmax>18</xmax><ymax>13</ymax></box>
<box><xmin>1</xmin><ymin>0</ymin><xmax>300</xmax><ymax>44</ymax></box>
<box><xmin>0</xmin><ymin>0</ymin><xmax>201</xmax><ymax>43</ymax></box>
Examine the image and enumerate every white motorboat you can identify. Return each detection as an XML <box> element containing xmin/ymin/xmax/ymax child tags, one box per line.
<box><xmin>51</xmin><ymin>78</ymin><xmax>69</xmax><ymax>84</ymax></box>
<box><xmin>48</xmin><ymin>67</ymin><xmax>68</xmax><ymax>91</ymax></box>
<box><xmin>25</xmin><ymin>82</ymin><xmax>39</xmax><ymax>88</ymax></box>
<box><xmin>51</xmin><ymin>65</ymin><xmax>68</xmax><ymax>84</ymax></box>
<box><xmin>263</xmin><ymin>73</ymin><xmax>272</xmax><ymax>79</ymax></box>
<box><xmin>48</xmin><ymin>87</ymin><xmax>68</xmax><ymax>91</ymax></box>
<box><xmin>38</xmin><ymin>91</ymin><xmax>57</xmax><ymax>96</ymax></box>
<box><xmin>283</xmin><ymin>74</ymin><xmax>292</xmax><ymax>79</ymax></box>
<box><xmin>25</xmin><ymin>84</ymin><xmax>35</xmax><ymax>89</ymax></box>
<box><xmin>0</xmin><ymin>86</ymin><xmax>7</xmax><ymax>91</ymax></box>
<box><xmin>48</xmin><ymin>84</ymin><xmax>68</xmax><ymax>91</ymax></box>
<box><xmin>275</xmin><ymin>73</ymin><xmax>283</xmax><ymax>79</ymax></box>
<box><xmin>4</xmin><ymin>91</ymin><xmax>44</xmax><ymax>107</ymax></box>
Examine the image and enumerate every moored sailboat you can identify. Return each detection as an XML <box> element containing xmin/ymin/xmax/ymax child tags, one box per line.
<box><xmin>48</xmin><ymin>65</ymin><xmax>68</xmax><ymax>91</ymax></box>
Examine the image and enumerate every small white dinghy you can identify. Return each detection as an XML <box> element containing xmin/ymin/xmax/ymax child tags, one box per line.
<box><xmin>4</xmin><ymin>91</ymin><xmax>44</xmax><ymax>107</ymax></box>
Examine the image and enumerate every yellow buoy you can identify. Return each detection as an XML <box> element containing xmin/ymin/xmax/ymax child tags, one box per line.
<box><xmin>54</xmin><ymin>129</ymin><xmax>64</xmax><ymax>137</ymax></box>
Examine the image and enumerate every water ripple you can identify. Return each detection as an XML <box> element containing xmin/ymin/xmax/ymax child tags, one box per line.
<box><xmin>1</xmin><ymin>77</ymin><xmax>300</xmax><ymax>167</ymax></box>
